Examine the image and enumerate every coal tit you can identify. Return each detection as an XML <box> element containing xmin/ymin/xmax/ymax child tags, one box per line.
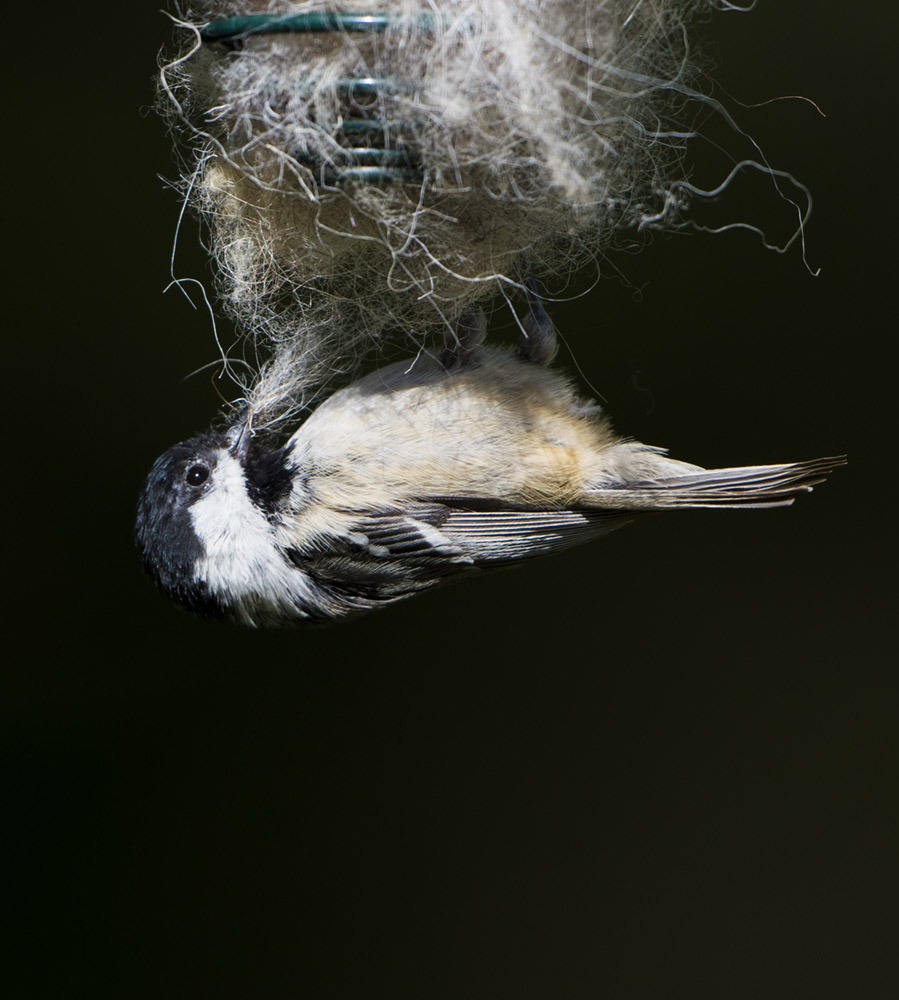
<box><xmin>136</xmin><ymin>311</ymin><xmax>844</xmax><ymax>626</ymax></box>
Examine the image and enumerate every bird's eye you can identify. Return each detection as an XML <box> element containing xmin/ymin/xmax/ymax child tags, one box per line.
<box><xmin>185</xmin><ymin>464</ymin><xmax>210</xmax><ymax>487</ymax></box>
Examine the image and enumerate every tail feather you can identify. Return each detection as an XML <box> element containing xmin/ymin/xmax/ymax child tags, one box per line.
<box><xmin>584</xmin><ymin>456</ymin><xmax>846</xmax><ymax>511</ymax></box>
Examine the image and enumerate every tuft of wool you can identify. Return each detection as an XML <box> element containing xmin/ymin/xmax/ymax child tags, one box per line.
<box><xmin>161</xmin><ymin>0</ymin><xmax>738</xmax><ymax>425</ymax></box>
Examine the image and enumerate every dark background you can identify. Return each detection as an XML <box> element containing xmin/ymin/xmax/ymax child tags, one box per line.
<box><xmin>5</xmin><ymin>3</ymin><xmax>891</xmax><ymax>997</ymax></box>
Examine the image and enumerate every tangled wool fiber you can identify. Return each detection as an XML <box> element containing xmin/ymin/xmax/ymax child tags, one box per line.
<box><xmin>161</xmin><ymin>0</ymin><xmax>751</xmax><ymax>427</ymax></box>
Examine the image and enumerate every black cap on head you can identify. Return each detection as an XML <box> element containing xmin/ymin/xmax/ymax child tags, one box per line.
<box><xmin>135</xmin><ymin>434</ymin><xmax>229</xmax><ymax>619</ymax></box>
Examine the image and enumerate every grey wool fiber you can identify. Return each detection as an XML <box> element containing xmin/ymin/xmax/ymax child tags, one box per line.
<box><xmin>161</xmin><ymin>0</ymin><xmax>758</xmax><ymax>428</ymax></box>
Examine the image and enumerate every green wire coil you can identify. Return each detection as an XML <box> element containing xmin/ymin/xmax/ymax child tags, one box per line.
<box><xmin>200</xmin><ymin>12</ymin><xmax>432</xmax><ymax>183</ymax></box>
<box><xmin>200</xmin><ymin>13</ymin><xmax>395</xmax><ymax>41</ymax></box>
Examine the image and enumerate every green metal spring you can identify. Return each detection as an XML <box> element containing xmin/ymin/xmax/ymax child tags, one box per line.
<box><xmin>201</xmin><ymin>12</ymin><xmax>434</xmax><ymax>184</ymax></box>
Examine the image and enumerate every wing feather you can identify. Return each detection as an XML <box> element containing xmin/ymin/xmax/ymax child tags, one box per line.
<box><xmin>439</xmin><ymin>508</ymin><xmax>634</xmax><ymax>561</ymax></box>
<box><xmin>287</xmin><ymin>502</ymin><xmax>634</xmax><ymax>613</ymax></box>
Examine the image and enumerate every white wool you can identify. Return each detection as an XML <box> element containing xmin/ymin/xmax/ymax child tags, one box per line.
<box><xmin>161</xmin><ymin>0</ymin><xmax>760</xmax><ymax>427</ymax></box>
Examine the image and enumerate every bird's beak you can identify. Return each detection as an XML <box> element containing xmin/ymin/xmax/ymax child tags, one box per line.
<box><xmin>227</xmin><ymin>416</ymin><xmax>252</xmax><ymax>462</ymax></box>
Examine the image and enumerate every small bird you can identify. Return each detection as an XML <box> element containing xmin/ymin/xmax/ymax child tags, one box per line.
<box><xmin>136</xmin><ymin>299</ymin><xmax>844</xmax><ymax>626</ymax></box>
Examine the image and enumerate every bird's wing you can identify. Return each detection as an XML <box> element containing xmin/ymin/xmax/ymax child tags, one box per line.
<box><xmin>285</xmin><ymin>501</ymin><xmax>635</xmax><ymax>613</ymax></box>
<box><xmin>429</xmin><ymin>502</ymin><xmax>636</xmax><ymax>562</ymax></box>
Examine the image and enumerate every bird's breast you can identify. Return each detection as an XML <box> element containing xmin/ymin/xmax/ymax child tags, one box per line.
<box><xmin>286</xmin><ymin>351</ymin><xmax>619</xmax><ymax>510</ymax></box>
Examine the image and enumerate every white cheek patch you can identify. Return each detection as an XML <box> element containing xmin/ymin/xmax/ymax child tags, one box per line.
<box><xmin>189</xmin><ymin>450</ymin><xmax>312</xmax><ymax>612</ymax></box>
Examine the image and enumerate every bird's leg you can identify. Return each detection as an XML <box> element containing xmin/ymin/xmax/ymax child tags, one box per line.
<box><xmin>441</xmin><ymin>308</ymin><xmax>487</xmax><ymax>369</ymax></box>
<box><xmin>516</xmin><ymin>277</ymin><xmax>557</xmax><ymax>366</ymax></box>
